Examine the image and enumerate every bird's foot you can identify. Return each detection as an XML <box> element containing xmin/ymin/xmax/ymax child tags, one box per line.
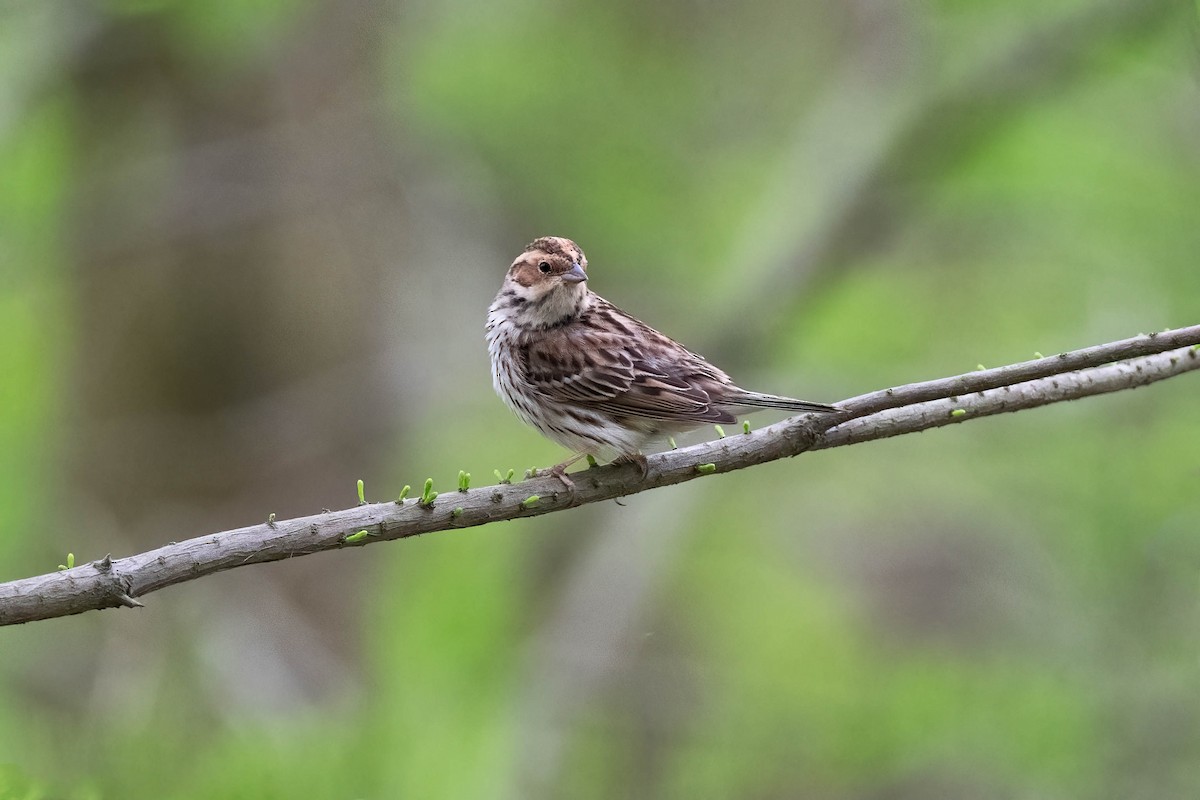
<box><xmin>548</xmin><ymin>463</ymin><xmax>576</xmax><ymax>492</ymax></box>
<box><xmin>543</xmin><ymin>453</ymin><xmax>588</xmax><ymax>503</ymax></box>
<box><xmin>611</xmin><ymin>452</ymin><xmax>650</xmax><ymax>480</ymax></box>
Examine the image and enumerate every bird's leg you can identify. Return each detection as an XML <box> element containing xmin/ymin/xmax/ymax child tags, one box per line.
<box><xmin>611</xmin><ymin>452</ymin><xmax>649</xmax><ymax>480</ymax></box>
<box><xmin>546</xmin><ymin>452</ymin><xmax>588</xmax><ymax>494</ymax></box>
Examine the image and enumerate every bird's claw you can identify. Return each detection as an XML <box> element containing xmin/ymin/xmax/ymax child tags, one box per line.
<box><xmin>612</xmin><ymin>453</ymin><xmax>650</xmax><ymax>480</ymax></box>
<box><xmin>544</xmin><ymin>459</ymin><xmax>581</xmax><ymax>505</ymax></box>
<box><xmin>549</xmin><ymin>464</ymin><xmax>576</xmax><ymax>492</ymax></box>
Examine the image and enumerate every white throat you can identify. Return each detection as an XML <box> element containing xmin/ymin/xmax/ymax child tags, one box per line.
<box><xmin>488</xmin><ymin>279</ymin><xmax>590</xmax><ymax>333</ymax></box>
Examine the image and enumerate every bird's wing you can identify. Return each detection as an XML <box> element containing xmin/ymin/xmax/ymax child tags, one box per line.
<box><xmin>523</xmin><ymin>302</ymin><xmax>736</xmax><ymax>424</ymax></box>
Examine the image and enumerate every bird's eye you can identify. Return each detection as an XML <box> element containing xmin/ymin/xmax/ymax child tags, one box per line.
<box><xmin>537</xmin><ymin>261</ymin><xmax>552</xmax><ymax>274</ymax></box>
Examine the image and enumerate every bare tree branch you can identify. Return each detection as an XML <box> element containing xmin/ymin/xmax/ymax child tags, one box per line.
<box><xmin>2</xmin><ymin>325</ymin><xmax>1198</xmax><ymax>627</ymax></box>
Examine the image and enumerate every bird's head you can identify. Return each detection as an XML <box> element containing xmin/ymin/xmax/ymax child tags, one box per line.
<box><xmin>498</xmin><ymin>236</ymin><xmax>591</xmax><ymax>327</ymax></box>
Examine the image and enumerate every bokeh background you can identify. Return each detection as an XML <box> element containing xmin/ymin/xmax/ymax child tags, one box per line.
<box><xmin>2</xmin><ymin>0</ymin><xmax>1199</xmax><ymax>797</ymax></box>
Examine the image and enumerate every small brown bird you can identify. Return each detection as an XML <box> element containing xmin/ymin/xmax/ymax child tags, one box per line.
<box><xmin>486</xmin><ymin>236</ymin><xmax>839</xmax><ymax>479</ymax></box>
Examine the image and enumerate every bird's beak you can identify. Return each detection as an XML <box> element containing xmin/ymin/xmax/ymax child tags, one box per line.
<box><xmin>561</xmin><ymin>264</ymin><xmax>588</xmax><ymax>284</ymax></box>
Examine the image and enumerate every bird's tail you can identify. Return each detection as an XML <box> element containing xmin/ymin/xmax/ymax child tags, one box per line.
<box><xmin>731</xmin><ymin>391</ymin><xmax>840</xmax><ymax>414</ymax></box>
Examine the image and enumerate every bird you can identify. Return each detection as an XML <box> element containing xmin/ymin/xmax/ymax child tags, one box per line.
<box><xmin>486</xmin><ymin>236</ymin><xmax>840</xmax><ymax>483</ymax></box>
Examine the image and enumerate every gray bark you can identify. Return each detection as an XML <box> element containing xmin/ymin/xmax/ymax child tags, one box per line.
<box><xmin>2</xmin><ymin>325</ymin><xmax>1198</xmax><ymax>627</ymax></box>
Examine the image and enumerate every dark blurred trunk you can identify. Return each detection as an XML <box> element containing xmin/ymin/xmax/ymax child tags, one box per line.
<box><xmin>50</xmin><ymin>0</ymin><xmax>404</xmax><ymax>716</ymax></box>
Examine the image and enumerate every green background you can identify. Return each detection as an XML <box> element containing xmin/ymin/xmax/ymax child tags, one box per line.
<box><xmin>2</xmin><ymin>0</ymin><xmax>1199</xmax><ymax>797</ymax></box>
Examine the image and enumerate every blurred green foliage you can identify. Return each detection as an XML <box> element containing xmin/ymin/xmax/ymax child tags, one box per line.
<box><xmin>2</xmin><ymin>0</ymin><xmax>1199</xmax><ymax>798</ymax></box>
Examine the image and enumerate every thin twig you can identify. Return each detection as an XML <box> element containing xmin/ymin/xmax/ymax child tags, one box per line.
<box><xmin>1</xmin><ymin>326</ymin><xmax>1197</xmax><ymax>626</ymax></box>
